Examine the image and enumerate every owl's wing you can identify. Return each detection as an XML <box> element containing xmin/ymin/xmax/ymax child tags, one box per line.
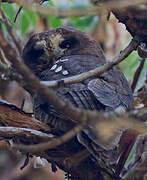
<box><xmin>34</xmin><ymin>55</ymin><xmax>134</xmax><ymax>137</ymax></box>
<box><xmin>80</xmin><ymin>68</ymin><xmax>134</xmax><ymax>149</ymax></box>
<box><xmin>77</xmin><ymin>68</ymin><xmax>135</xmax><ymax>171</ymax></box>
<box><xmin>88</xmin><ymin>68</ymin><xmax>134</xmax><ymax>112</ymax></box>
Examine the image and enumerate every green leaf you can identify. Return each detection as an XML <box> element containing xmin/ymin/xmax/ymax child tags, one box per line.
<box><xmin>119</xmin><ymin>51</ymin><xmax>147</xmax><ymax>91</ymax></box>
<box><xmin>119</xmin><ymin>51</ymin><xmax>139</xmax><ymax>82</ymax></box>
<box><xmin>70</xmin><ymin>16</ymin><xmax>95</xmax><ymax>30</ymax></box>
<box><xmin>48</xmin><ymin>16</ymin><xmax>62</xmax><ymax>28</ymax></box>
<box><xmin>1</xmin><ymin>3</ymin><xmax>15</xmax><ymax>23</ymax></box>
<box><xmin>23</xmin><ymin>9</ymin><xmax>38</xmax><ymax>27</ymax></box>
<box><xmin>20</xmin><ymin>12</ymin><xmax>30</xmax><ymax>36</ymax></box>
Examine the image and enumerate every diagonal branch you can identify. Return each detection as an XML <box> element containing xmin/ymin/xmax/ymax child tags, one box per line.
<box><xmin>41</xmin><ymin>37</ymin><xmax>140</xmax><ymax>88</ymax></box>
<box><xmin>12</xmin><ymin>123</ymin><xmax>85</xmax><ymax>153</ymax></box>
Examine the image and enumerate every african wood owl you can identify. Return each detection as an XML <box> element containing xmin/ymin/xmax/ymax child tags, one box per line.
<box><xmin>22</xmin><ymin>26</ymin><xmax>134</xmax><ymax>177</ymax></box>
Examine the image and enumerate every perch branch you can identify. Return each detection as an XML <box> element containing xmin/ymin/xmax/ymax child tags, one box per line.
<box><xmin>0</xmin><ymin>101</ymin><xmax>51</xmax><ymax>133</ymax></box>
<box><xmin>0</xmin><ymin>101</ymin><xmax>146</xmax><ymax>179</ymax></box>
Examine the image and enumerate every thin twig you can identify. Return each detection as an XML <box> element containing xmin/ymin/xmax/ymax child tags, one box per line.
<box><xmin>0</xmin><ymin>126</ymin><xmax>52</xmax><ymax>140</ymax></box>
<box><xmin>41</xmin><ymin>37</ymin><xmax>140</xmax><ymax>88</ymax></box>
<box><xmin>13</xmin><ymin>0</ymin><xmax>47</xmax><ymax>22</ymax></box>
<box><xmin>13</xmin><ymin>123</ymin><xmax>85</xmax><ymax>153</ymax></box>
<box><xmin>131</xmin><ymin>58</ymin><xmax>146</xmax><ymax>93</ymax></box>
<box><xmin>0</xmin><ymin>48</ymin><xmax>9</xmax><ymax>65</ymax></box>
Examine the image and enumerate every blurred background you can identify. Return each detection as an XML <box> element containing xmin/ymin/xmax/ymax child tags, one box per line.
<box><xmin>0</xmin><ymin>0</ymin><xmax>146</xmax><ymax>179</ymax></box>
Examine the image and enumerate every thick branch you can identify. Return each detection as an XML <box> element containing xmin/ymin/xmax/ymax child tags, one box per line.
<box><xmin>0</xmin><ymin>101</ymin><xmax>146</xmax><ymax>180</ymax></box>
<box><xmin>0</xmin><ymin>101</ymin><xmax>51</xmax><ymax>133</ymax></box>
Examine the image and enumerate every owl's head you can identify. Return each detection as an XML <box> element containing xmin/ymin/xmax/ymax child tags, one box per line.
<box><xmin>22</xmin><ymin>26</ymin><xmax>104</xmax><ymax>75</ymax></box>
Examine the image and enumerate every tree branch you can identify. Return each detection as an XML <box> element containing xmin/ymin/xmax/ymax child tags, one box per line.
<box><xmin>11</xmin><ymin>109</ymin><xmax>147</xmax><ymax>154</ymax></box>
<box><xmin>0</xmin><ymin>126</ymin><xmax>52</xmax><ymax>142</ymax></box>
<box><xmin>0</xmin><ymin>101</ymin><xmax>51</xmax><ymax>133</ymax></box>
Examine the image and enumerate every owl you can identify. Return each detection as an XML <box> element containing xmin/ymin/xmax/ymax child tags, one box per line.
<box><xmin>22</xmin><ymin>26</ymin><xmax>134</xmax><ymax>177</ymax></box>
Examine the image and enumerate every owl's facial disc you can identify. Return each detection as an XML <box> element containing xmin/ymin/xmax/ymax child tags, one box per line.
<box><xmin>23</xmin><ymin>26</ymin><xmax>105</xmax><ymax>76</ymax></box>
<box><xmin>31</xmin><ymin>40</ymin><xmax>46</xmax><ymax>59</ymax></box>
<box><xmin>48</xmin><ymin>28</ymin><xmax>81</xmax><ymax>61</ymax></box>
<box><xmin>22</xmin><ymin>36</ymin><xmax>54</xmax><ymax>75</ymax></box>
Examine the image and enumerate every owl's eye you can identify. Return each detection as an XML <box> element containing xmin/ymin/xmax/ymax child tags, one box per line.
<box><xmin>31</xmin><ymin>48</ymin><xmax>45</xmax><ymax>60</ymax></box>
<box><xmin>59</xmin><ymin>38</ymin><xmax>77</xmax><ymax>49</ymax></box>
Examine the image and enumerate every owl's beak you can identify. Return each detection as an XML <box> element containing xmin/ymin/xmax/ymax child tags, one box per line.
<box><xmin>49</xmin><ymin>32</ymin><xmax>66</xmax><ymax>61</ymax></box>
